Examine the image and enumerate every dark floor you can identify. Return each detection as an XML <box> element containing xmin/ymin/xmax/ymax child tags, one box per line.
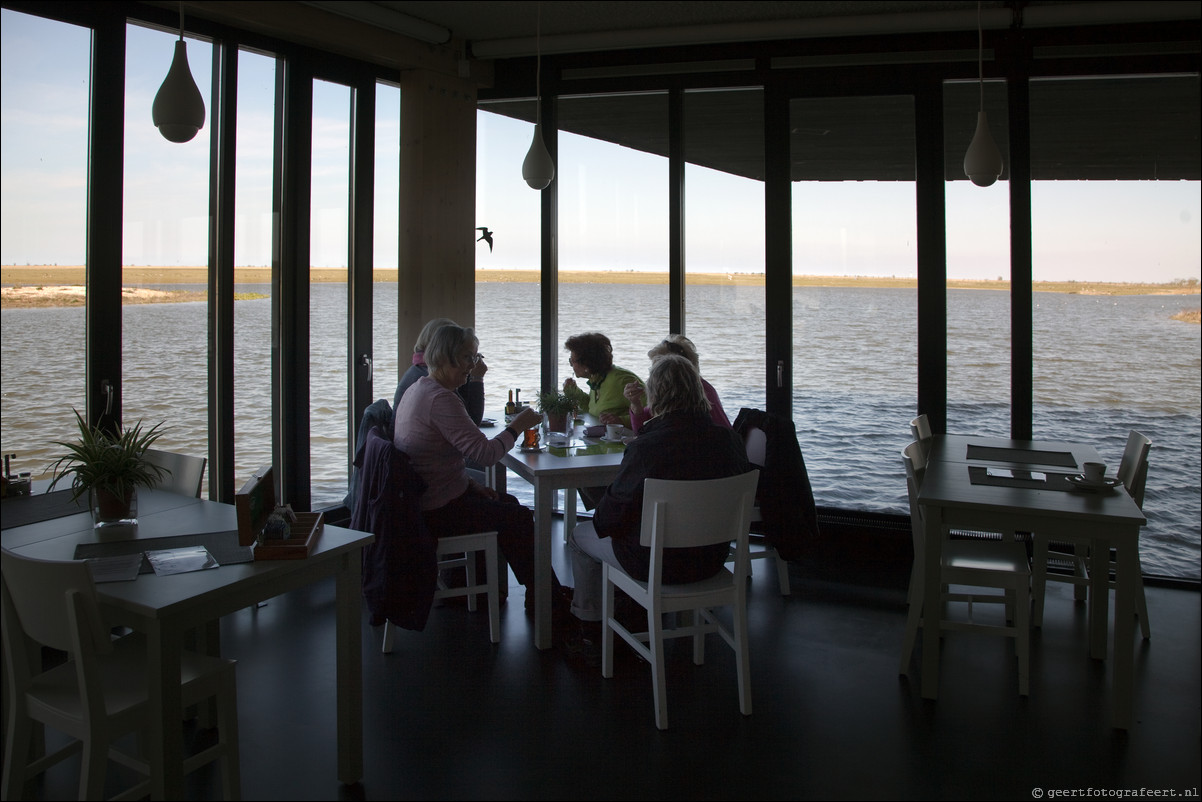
<box><xmin>19</xmin><ymin>518</ymin><xmax>1202</xmax><ymax>801</ymax></box>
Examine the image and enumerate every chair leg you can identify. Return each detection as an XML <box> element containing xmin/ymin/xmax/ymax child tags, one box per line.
<box><xmin>898</xmin><ymin>565</ymin><xmax>923</xmax><ymax>674</ymax></box>
<box><xmin>381</xmin><ymin>620</ymin><xmax>395</xmax><ymax>654</ymax></box>
<box><xmin>3</xmin><ymin>707</ymin><xmax>33</xmax><ymax>801</ymax></box>
<box><xmin>484</xmin><ymin>540</ymin><xmax>501</xmax><ymax>644</ymax></box>
<box><xmin>649</xmin><ymin>606</ymin><xmax>669</xmax><ymax>730</ymax></box>
<box><xmin>734</xmin><ymin>599</ymin><xmax>753</xmax><ymax>716</ymax></box>
<box><xmin>80</xmin><ymin>736</ymin><xmax>108</xmax><ymax>801</ymax></box>
<box><xmin>601</xmin><ymin>578</ymin><xmax>616</xmax><ymax>679</ymax></box>
<box><xmin>774</xmin><ymin>550</ymin><xmax>791</xmax><ymax>596</ymax></box>
<box><xmin>1015</xmin><ymin>580</ymin><xmax>1031</xmax><ymax>697</ymax></box>
<box><xmin>1072</xmin><ymin>543</ymin><xmax>1089</xmax><ymax>601</ymax></box>
<box><xmin>464</xmin><ymin>552</ymin><xmax>478</xmax><ymax>612</ymax></box>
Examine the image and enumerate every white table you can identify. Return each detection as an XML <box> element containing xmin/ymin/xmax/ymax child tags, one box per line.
<box><xmin>916</xmin><ymin>436</ymin><xmax>1147</xmax><ymax>728</ymax></box>
<box><xmin>2</xmin><ymin>489</ymin><xmax>373</xmax><ymax>798</ymax></box>
<box><xmin>496</xmin><ymin>436</ymin><xmax>626</xmax><ymax>649</ymax></box>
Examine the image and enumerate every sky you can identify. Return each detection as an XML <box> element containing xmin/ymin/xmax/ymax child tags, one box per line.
<box><xmin>2</xmin><ymin>9</ymin><xmax>1199</xmax><ymax>284</ymax></box>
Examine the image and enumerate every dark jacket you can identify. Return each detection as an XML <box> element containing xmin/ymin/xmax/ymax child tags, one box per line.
<box><xmin>354</xmin><ymin>426</ymin><xmax>438</xmax><ymax>631</ymax></box>
<box><xmin>344</xmin><ymin>398</ymin><xmax>394</xmax><ymax>512</ymax></box>
<box><xmin>594</xmin><ymin>410</ymin><xmax>751</xmax><ymax>583</ymax></box>
<box><xmin>731</xmin><ymin>407</ymin><xmax>820</xmax><ymax>561</ymax></box>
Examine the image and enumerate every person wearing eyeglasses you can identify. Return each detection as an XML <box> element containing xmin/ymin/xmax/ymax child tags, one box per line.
<box><xmin>394</xmin><ymin>317</ymin><xmax>488</xmax><ymax>425</ymax></box>
<box><xmin>393</xmin><ymin>323</ymin><xmax>571</xmax><ymax>619</ymax></box>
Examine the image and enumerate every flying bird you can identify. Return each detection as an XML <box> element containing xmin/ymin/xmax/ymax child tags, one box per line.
<box><xmin>476</xmin><ymin>227</ymin><xmax>494</xmax><ymax>252</ymax></box>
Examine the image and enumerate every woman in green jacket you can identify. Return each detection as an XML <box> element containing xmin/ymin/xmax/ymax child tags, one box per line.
<box><xmin>563</xmin><ymin>332</ymin><xmax>642</xmax><ymax>428</ymax></box>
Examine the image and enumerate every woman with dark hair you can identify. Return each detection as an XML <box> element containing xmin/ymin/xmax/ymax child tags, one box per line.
<box><xmin>393</xmin><ymin>323</ymin><xmax>570</xmax><ymax>614</ymax></box>
<box><xmin>623</xmin><ymin>334</ymin><xmax>731</xmax><ymax>434</ymax></box>
<box><xmin>562</xmin><ymin>332</ymin><xmax>642</xmax><ymax>427</ymax></box>
<box><xmin>565</xmin><ymin>354</ymin><xmax>750</xmax><ymax>658</ymax></box>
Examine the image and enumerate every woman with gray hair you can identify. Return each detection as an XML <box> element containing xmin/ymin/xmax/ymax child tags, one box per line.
<box><xmin>393</xmin><ymin>317</ymin><xmax>488</xmax><ymax>424</ymax></box>
<box><xmin>565</xmin><ymin>353</ymin><xmax>750</xmax><ymax>662</ymax></box>
<box><xmin>393</xmin><ymin>324</ymin><xmax>571</xmax><ymax>614</ymax></box>
<box><xmin>622</xmin><ymin>334</ymin><xmax>731</xmax><ymax>434</ymax></box>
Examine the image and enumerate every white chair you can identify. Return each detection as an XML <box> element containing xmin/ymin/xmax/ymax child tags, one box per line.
<box><xmin>602</xmin><ymin>470</ymin><xmax>759</xmax><ymax>730</ymax></box>
<box><xmin>736</xmin><ymin>425</ymin><xmax>791</xmax><ymax>595</ymax></box>
<box><xmin>1032</xmin><ymin>430</ymin><xmax>1152</xmax><ymax>638</ymax></box>
<box><xmin>144</xmin><ymin>448</ymin><xmax>207</xmax><ymax>498</ymax></box>
<box><xmin>1</xmin><ymin>550</ymin><xmax>241</xmax><ymax>801</ymax></box>
<box><xmin>381</xmin><ymin>530</ymin><xmax>501</xmax><ymax>650</ymax></box>
<box><xmin>898</xmin><ymin>442</ymin><xmax>1031</xmax><ymax>696</ymax></box>
<box><xmin>910</xmin><ymin>414</ymin><xmax>932</xmax><ymax>447</ymax></box>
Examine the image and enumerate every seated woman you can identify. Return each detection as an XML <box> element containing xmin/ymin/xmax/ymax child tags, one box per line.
<box><xmin>562</xmin><ymin>332</ymin><xmax>642</xmax><ymax>428</ymax></box>
<box><xmin>566</xmin><ymin>354</ymin><xmax>751</xmax><ymax>651</ymax></box>
<box><xmin>393</xmin><ymin>323</ymin><xmax>568</xmax><ymax>613</ymax></box>
<box><xmin>394</xmin><ymin>317</ymin><xmax>487</xmax><ymax>424</ymax></box>
<box><xmin>623</xmin><ymin>334</ymin><xmax>731</xmax><ymax>435</ymax></box>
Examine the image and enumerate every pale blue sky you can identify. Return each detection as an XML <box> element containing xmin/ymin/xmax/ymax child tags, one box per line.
<box><xmin>3</xmin><ymin>9</ymin><xmax>1199</xmax><ymax>283</ymax></box>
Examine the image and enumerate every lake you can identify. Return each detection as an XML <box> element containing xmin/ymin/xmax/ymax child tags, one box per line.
<box><xmin>2</xmin><ymin>282</ymin><xmax>1198</xmax><ymax>579</ymax></box>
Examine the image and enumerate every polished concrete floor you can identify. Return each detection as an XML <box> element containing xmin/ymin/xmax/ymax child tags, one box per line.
<box><xmin>17</xmin><ymin>523</ymin><xmax>1202</xmax><ymax>801</ymax></box>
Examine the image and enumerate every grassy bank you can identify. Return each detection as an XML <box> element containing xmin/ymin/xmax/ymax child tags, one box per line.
<box><xmin>3</xmin><ymin>265</ymin><xmax>1199</xmax><ymax>309</ymax></box>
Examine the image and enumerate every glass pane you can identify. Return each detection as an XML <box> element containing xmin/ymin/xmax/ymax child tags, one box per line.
<box><xmin>233</xmin><ymin>49</ymin><xmax>277</xmax><ymax>487</ymax></box>
<box><xmin>790</xmin><ymin>95</ymin><xmax>917</xmax><ymax>515</ymax></box>
<box><xmin>945</xmin><ymin>79</ymin><xmax>1010</xmax><ymax>435</ymax></box>
<box><xmin>475</xmin><ymin>106</ymin><xmax>542</xmax><ymax>419</ymax></box>
<box><xmin>557</xmin><ymin>93</ymin><xmax>669</xmax><ymax>416</ymax></box>
<box><xmin>373</xmin><ymin>82</ymin><xmax>400</xmax><ymax>405</ymax></box>
<box><xmin>684</xmin><ymin>87</ymin><xmax>765</xmax><ymax>422</ymax></box>
<box><xmin>309</xmin><ymin>78</ymin><xmax>351</xmax><ymax>508</ymax></box>
<box><xmin>122</xmin><ymin>23</ymin><xmax>212</xmax><ymax>483</ymax></box>
<box><xmin>1030</xmin><ymin>75</ymin><xmax>1201</xmax><ymax>580</ymax></box>
<box><xmin>0</xmin><ymin>10</ymin><xmax>91</xmax><ymax>483</ymax></box>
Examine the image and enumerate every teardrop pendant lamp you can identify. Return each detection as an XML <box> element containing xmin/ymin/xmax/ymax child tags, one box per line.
<box><xmin>522</xmin><ymin>5</ymin><xmax>555</xmax><ymax>190</ymax></box>
<box><xmin>963</xmin><ymin>1</ymin><xmax>1003</xmax><ymax>187</ymax></box>
<box><xmin>152</xmin><ymin>2</ymin><xmax>206</xmax><ymax>143</ymax></box>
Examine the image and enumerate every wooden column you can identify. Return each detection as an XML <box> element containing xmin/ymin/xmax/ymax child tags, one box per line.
<box><xmin>397</xmin><ymin>69</ymin><xmax>479</xmax><ymax>363</ymax></box>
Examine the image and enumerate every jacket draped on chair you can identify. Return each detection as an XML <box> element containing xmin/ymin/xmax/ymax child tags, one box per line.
<box><xmin>353</xmin><ymin>425</ymin><xmax>438</xmax><ymax>631</ymax></box>
<box><xmin>731</xmin><ymin>407</ymin><xmax>820</xmax><ymax>561</ymax></box>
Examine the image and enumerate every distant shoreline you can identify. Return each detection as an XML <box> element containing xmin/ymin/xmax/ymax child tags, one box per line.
<box><xmin>3</xmin><ymin>265</ymin><xmax>1200</xmax><ymax>310</ymax></box>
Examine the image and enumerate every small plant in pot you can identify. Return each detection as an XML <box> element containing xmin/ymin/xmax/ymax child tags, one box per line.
<box><xmin>536</xmin><ymin>390</ymin><xmax>577</xmax><ymax>436</ymax></box>
<box><xmin>47</xmin><ymin>409</ymin><xmax>169</xmax><ymax>521</ymax></box>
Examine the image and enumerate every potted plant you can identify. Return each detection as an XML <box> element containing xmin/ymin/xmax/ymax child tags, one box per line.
<box><xmin>47</xmin><ymin>409</ymin><xmax>169</xmax><ymax>521</ymax></box>
<box><xmin>536</xmin><ymin>390</ymin><xmax>577</xmax><ymax>436</ymax></box>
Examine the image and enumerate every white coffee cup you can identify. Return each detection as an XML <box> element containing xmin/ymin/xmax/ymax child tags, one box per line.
<box><xmin>1082</xmin><ymin>461</ymin><xmax>1106</xmax><ymax>483</ymax></box>
<box><xmin>606</xmin><ymin>423</ymin><xmax>622</xmax><ymax>441</ymax></box>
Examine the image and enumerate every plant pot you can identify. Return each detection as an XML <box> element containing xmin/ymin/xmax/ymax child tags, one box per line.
<box><xmin>93</xmin><ymin>487</ymin><xmax>137</xmax><ymax>528</ymax></box>
<box><xmin>544</xmin><ymin>412</ymin><xmax>570</xmax><ymax>436</ymax></box>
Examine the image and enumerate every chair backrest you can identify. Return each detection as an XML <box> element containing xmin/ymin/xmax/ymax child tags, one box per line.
<box><xmin>910</xmin><ymin>414</ymin><xmax>932</xmax><ymax>443</ymax></box>
<box><xmin>743</xmin><ymin>426</ymin><xmax>768</xmax><ymax>467</ymax></box>
<box><xmin>144</xmin><ymin>448</ymin><xmax>207</xmax><ymax>498</ymax></box>
<box><xmin>1115</xmin><ymin>430</ymin><xmax>1151</xmax><ymax>509</ymax></box>
<box><xmin>639</xmin><ymin>470</ymin><xmax>759</xmax><ymax>584</ymax></box>
<box><xmin>1</xmin><ymin>550</ymin><xmax>111</xmax><ymax>658</ymax></box>
<box><xmin>902</xmin><ymin>441</ymin><xmax>928</xmax><ymax>557</ymax></box>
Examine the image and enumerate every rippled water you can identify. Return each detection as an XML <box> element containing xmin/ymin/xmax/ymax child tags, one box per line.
<box><xmin>3</xmin><ymin>282</ymin><xmax>1198</xmax><ymax>579</ymax></box>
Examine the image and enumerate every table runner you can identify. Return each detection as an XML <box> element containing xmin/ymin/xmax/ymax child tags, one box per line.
<box><xmin>1</xmin><ymin>489</ymin><xmax>88</xmax><ymax>530</ymax></box>
<box><xmin>965</xmin><ymin>444</ymin><xmax>1077</xmax><ymax>468</ymax></box>
<box><xmin>967</xmin><ymin>465</ymin><xmax>1084</xmax><ymax>491</ymax></box>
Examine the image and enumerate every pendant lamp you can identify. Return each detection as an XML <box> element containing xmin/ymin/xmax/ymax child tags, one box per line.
<box><xmin>152</xmin><ymin>2</ymin><xmax>206</xmax><ymax>143</ymax></box>
<box><xmin>963</xmin><ymin>1</ymin><xmax>1003</xmax><ymax>187</ymax></box>
<box><xmin>522</xmin><ymin>5</ymin><xmax>555</xmax><ymax>190</ymax></box>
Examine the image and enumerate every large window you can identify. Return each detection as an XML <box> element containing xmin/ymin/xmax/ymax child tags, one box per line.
<box><xmin>684</xmin><ymin>87</ymin><xmax>766</xmax><ymax>421</ymax></box>
<box><xmin>309</xmin><ymin>78</ymin><xmax>352</xmax><ymax>507</ymax></box>
<box><xmin>121</xmin><ymin>22</ymin><xmax>212</xmax><ymax>481</ymax></box>
<box><xmin>1029</xmin><ymin>76</ymin><xmax>1201</xmax><ymax>579</ymax></box>
<box><xmin>790</xmin><ymin>95</ymin><xmax>918</xmax><ymax>514</ymax></box>
<box><xmin>0</xmin><ymin>10</ymin><xmax>92</xmax><ymax>480</ymax></box>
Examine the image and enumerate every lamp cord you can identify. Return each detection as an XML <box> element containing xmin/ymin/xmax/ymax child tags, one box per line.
<box><xmin>178</xmin><ymin>0</ymin><xmax>184</xmax><ymax>42</ymax></box>
<box><xmin>976</xmin><ymin>1</ymin><xmax>984</xmax><ymax>112</ymax></box>
<box><xmin>535</xmin><ymin>3</ymin><xmax>542</xmax><ymax>122</ymax></box>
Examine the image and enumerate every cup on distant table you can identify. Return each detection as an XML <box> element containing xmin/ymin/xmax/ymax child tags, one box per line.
<box><xmin>522</xmin><ymin>428</ymin><xmax>540</xmax><ymax>450</ymax></box>
<box><xmin>1082</xmin><ymin>461</ymin><xmax>1106</xmax><ymax>483</ymax></box>
<box><xmin>605</xmin><ymin>423</ymin><xmax>622</xmax><ymax>441</ymax></box>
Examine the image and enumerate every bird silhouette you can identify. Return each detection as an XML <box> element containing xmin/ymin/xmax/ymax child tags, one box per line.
<box><xmin>476</xmin><ymin>227</ymin><xmax>494</xmax><ymax>252</ymax></box>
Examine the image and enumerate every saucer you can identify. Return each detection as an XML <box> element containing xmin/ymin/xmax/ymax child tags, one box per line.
<box><xmin>518</xmin><ymin>445</ymin><xmax>545</xmax><ymax>453</ymax></box>
<box><xmin>1067</xmin><ymin>474</ymin><xmax>1122</xmax><ymax>491</ymax></box>
<box><xmin>599</xmin><ymin>436</ymin><xmax>626</xmax><ymax>444</ymax></box>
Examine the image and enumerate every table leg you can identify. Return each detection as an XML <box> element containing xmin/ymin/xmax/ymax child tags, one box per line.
<box><xmin>533</xmin><ymin>481</ymin><xmax>554</xmax><ymax>650</ymax></box>
<box><xmin>146</xmin><ymin>624</ymin><xmax>185</xmax><ymax>799</ymax></box>
<box><xmin>335</xmin><ymin>550</ymin><xmax>365</xmax><ymax>783</ymax></box>
<box><xmin>1087</xmin><ymin>536</ymin><xmax>1109</xmax><ymax>660</ymax></box>
<box><xmin>1112</xmin><ymin>532</ymin><xmax>1137</xmax><ymax>729</ymax></box>
<box><xmin>919</xmin><ymin>507</ymin><xmax>943</xmax><ymax>699</ymax></box>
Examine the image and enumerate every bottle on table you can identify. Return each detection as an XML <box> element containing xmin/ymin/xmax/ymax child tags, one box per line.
<box><xmin>505</xmin><ymin>390</ymin><xmax>516</xmax><ymax>416</ymax></box>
